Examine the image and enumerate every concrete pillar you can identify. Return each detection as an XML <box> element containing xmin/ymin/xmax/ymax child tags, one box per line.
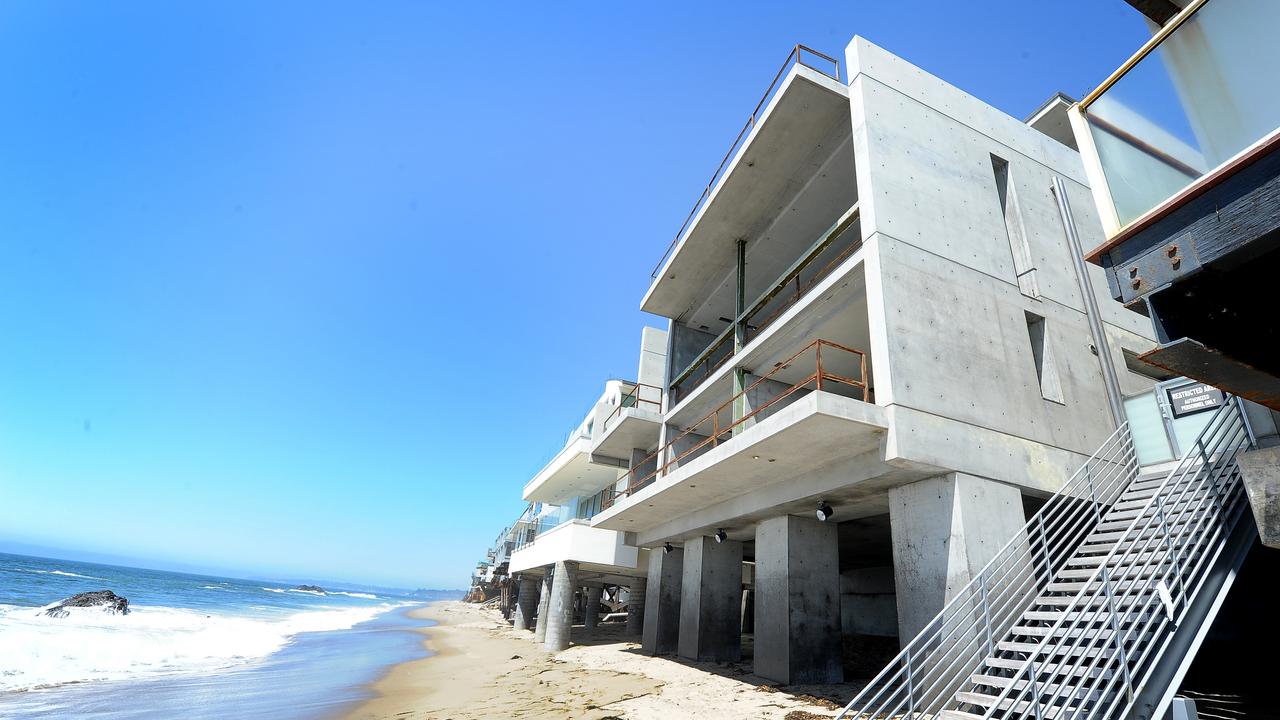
<box><xmin>533</xmin><ymin>569</ymin><xmax>553</xmax><ymax>643</ymax></box>
<box><xmin>513</xmin><ymin>575</ymin><xmax>540</xmax><ymax>632</ymax></box>
<box><xmin>584</xmin><ymin>586</ymin><xmax>603</xmax><ymax>631</ymax></box>
<box><xmin>755</xmin><ymin>515</ymin><xmax>842</xmax><ymax>684</ymax></box>
<box><xmin>626</xmin><ymin>577</ymin><xmax>647</xmax><ymax>635</ymax></box>
<box><xmin>889</xmin><ymin>472</ymin><xmax>1026</xmax><ymax>644</ymax></box>
<box><xmin>1240</xmin><ymin>445</ymin><xmax>1280</xmax><ymax>548</ymax></box>
<box><xmin>544</xmin><ymin>560</ymin><xmax>579</xmax><ymax>652</ymax></box>
<box><xmin>678</xmin><ymin>535</ymin><xmax>744</xmax><ymax>662</ymax></box>
<box><xmin>641</xmin><ymin>546</ymin><xmax>683</xmax><ymax>655</ymax></box>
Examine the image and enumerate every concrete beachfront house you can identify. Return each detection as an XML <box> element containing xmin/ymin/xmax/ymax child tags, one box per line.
<box><xmin>500</xmin><ymin>35</ymin><xmax>1166</xmax><ymax>684</ymax></box>
<box><xmin>505</xmin><ymin>326</ymin><xmax>668</xmax><ymax>650</ymax></box>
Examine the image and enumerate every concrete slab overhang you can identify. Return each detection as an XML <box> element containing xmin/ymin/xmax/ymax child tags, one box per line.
<box><xmin>591</xmin><ymin>407</ymin><xmax>663</xmax><ymax>461</ymax></box>
<box><xmin>507</xmin><ymin>520</ymin><xmax>643</xmax><ymax>577</ymax></box>
<box><xmin>591</xmin><ymin>391</ymin><xmax>889</xmax><ymax>534</ymax></box>
<box><xmin>664</xmin><ymin>251</ymin><xmax>869</xmax><ymax>428</ymax></box>
<box><xmin>522</xmin><ymin>437</ymin><xmax>624</xmax><ymax>505</ymax></box>
<box><xmin>642</xmin><ymin>65</ymin><xmax>851</xmax><ymax>320</ymax></box>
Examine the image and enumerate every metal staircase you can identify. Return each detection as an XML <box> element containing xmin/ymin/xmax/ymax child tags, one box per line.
<box><xmin>838</xmin><ymin>399</ymin><xmax>1256</xmax><ymax>720</ymax></box>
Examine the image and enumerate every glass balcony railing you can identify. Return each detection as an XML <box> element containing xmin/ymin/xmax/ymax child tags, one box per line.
<box><xmin>1077</xmin><ymin>0</ymin><xmax>1280</xmax><ymax>231</ymax></box>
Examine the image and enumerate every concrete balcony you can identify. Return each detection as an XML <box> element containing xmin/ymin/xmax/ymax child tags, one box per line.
<box><xmin>591</xmin><ymin>382</ymin><xmax>663</xmax><ymax>462</ymax></box>
<box><xmin>522</xmin><ymin>431</ymin><xmax>625</xmax><ymax>505</ymax></box>
<box><xmin>592</xmin><ymin>390</ymin><xmax>888</xmax><ymax>544</ymax></box>
<box><xmin>507</xmin><ymin>519</ymin><xmax>644</xmax><ymax>580</ymax></box>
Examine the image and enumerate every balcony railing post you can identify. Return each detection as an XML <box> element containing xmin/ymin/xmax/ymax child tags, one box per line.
<box><xmin>816</xmin><ymin>342</ymin><xmax>824</xmax><ymax>392</ymax></box>
<box><xmin>904</xmin><ymin>648</ymin><xmax>915</xmax><ymax>716</ymax></box>
<box><xmin>1029</xmin><ymin>659</ymin><xmax>1045</xmax><ymax>720</ymax></box>
<box><xmin>1101</xmin><ymin>566</ymin><xmax>1134</xmax><ymax>703</ymax></box>
<box><xmin>979</xmin><ymin>572</ymin><xmax>993</xmax><ymax>656</ymax></box>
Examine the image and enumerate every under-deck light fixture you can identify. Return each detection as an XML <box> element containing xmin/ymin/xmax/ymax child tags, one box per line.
<box><xmin>816</xmin><ymin>501</ymin><xmax>834</xmax><ymax>522</ymax></box>
<box><xmin>663</xmin><ymin>542</ymin><xmax>674</xmax><ymax>554</ymax></box>
<box><xmin>714</xmin><ymin>529</ymin><xmax>727</xmax><ymax>543</ymax></box>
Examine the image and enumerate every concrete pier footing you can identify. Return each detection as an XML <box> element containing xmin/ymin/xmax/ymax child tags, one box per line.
<box><xmin>641</xmin><ymin>546</ymin><xmax>683</xmax><ymax>654</ymax></box>
<box><xmin>754</xmin><ymin>514</ymin><xmax>842</xmax><ymax>684</ymax></box>
<box><xmin>584</xmin><ymin>586</ymin><xmax>602</xmax><ymax>631</ymax></box>
<box><xmin>513</xmin><ymin>575</ymin><xmax>540</xmax><ymax>631</ymax></box>
<box><xmin>533</xmin><ymin>569</ymin><xmax>553</xmax><ymax>643</ymax></box>
<box><xmin>544</xmin><ymin>560</ymin><xmax>579</xmax><ymax>652</ymax></box>
<box><xmin>626</xmin><ymin>577</ymin><xmax>647</xmax><ymax>635</ymax></box>
<box><xmin>889</xmin><ymin>472</ymin><xmax>1026</xmax><ymax>644</ymax></box>
<box><xmin>678</xmin><ymin>535</ymin><xmax>743</xmax><ymax>662</ymax></box>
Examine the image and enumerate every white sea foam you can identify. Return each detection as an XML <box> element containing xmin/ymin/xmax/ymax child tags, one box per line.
<box><xmin>0</xmin><ymin>601</ymin><xmax>400</xmax><ymax>692</ymax></box>
<box><xmin>329</xmin><ymin>591</ymin><xmax>377</xmax><ymax>600</ymax></box>
<box><xmin>261</xmin><ymin>587</ymin><xmax>286</xmax><ymax>594</ymax></box>
<box><xmin>21</xmin><ymin>569</ymin><xmax>107</xmax><ymax>581</ymax></box>
<box><xmin>286</xmin><ymin>588</ymin><xmax>324</xmax><ymax>596</ymax></box>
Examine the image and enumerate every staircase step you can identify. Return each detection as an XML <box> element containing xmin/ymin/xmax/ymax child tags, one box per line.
<box><xmin>1095</xmin><ymin>509</ymin><xmax>1216</xmax><ymax>534</ymax></box>
<box><xmin>954</xmin><ymin>691</ymin><xmax>1078</xmax><ymax>718</ymax></box>
<box><xmin>997</xmin><ymin>640</ymin><xmax>1111</xmax><ymax>656</ymax></box>
<box><xmin>979</xmin><ymin>657</ymin><xmax>1112</xmax><ymax>679</ymax></box>
<box><xmin>1044</xmin><ymin>578</ymin><xmax>1150</xmax><ymax>593</ymax></box>
<box><xmin>938</xmin><ymin>711</ymin><xmax>985</xmax><ymax>720</ymax></box>
<box><xmin>969</xmin><ymin>674</ymin><xmax>1108</xmax><ymax>700</ymax></box>
<box><xmin>1022</xmin><ymin>609</ymin><xmax>1152</xmax><ymax>624</ymax></box>
<box><xmin>1009</xmin><ymin>625</ymin><xmax>1114</xmax><ymax>641</ymax></box>
<box><xmin>1065</xmin><ymin>551</ymin><xmax>1169</xmax><ymax>567</ymax></box>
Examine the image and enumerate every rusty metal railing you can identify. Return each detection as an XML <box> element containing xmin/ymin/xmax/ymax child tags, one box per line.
<box><xmin>669</xmin><ymin>205</ymin><xmax>862</xmax><ymax>405</ymax></box>
<box><xmin>603</xmin><ymin>382</ymin><xmax>664</xmax><ymax>432</ymax></box>
<box><xmin>650</xmin><ymin>44</ymin><xmax>842</xmax><ymax>280</ymax></box>
<box><xmin>604</xmin><ymin>339</ymin><xmax>868</xmax><ymax>509</ymax></box>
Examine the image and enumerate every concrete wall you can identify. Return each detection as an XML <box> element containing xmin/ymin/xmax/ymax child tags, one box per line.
<box><xmin>846</xmin><ymin>36</ymin><xmax>1157</xmax><ymax>494</ymax></box>
<box><xmin>669</xmin><ymin>323</ymin><xmax>718</xmax><ymax>387</ymax></box>
<box><xmin>840</xmin><ymin>566</ymin><xmax>898</xmax><ymax>637</ymax></box>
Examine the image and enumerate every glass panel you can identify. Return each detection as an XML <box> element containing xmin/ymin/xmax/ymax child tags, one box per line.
<box><xmin>1085</xmin><ymin>0</ymin><xmax>1280</xmax><ymax>226</ymax></box>
<box><xmin>1124</xmin><ymin>391</ymin><xmax>1175</xmax><ymax>465</ymax></box>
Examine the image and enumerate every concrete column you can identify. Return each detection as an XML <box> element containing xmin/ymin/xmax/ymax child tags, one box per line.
<box><xmin>889</xmin><ymin>472</ymin><xmax>1026</xmax><ymax>644</ymax></box>
<box><xmin>626</xmin><ymin>577</ymin><xmax>647</xmax><ymax>635</ymax></box>
<box><xmin>533</xmin><ymin>569</ymin><xmax>553</xmax><ymax>643</ymax></box>
<box><xmin>679</xmin><ymin>535</ymin><xmax>744</xmax><ymax>662</ymax></box>
<box><xmin>544</xmin><ymin>560</ymin><xmax>579</xmax><ymax>652</ymax></box>
<box><xmin>1240</xmin><ymin>445</ymin><xmax>1280</xmax><ymax>548</ymax></box>
<box><xmin>512</xmin><ymin>575</ymin><xmax>540</xmax><ymax>632</ymax></box>
<box><xmin>641</xmin><ymin>546</ymin><xmax>683</xmax><ymax>655</ymax></box>
<box><xmin>584</xmin><ymin>586</ymin><xmax>603</xmax><ymax>631</ymax></box>
<box><xmin>755</xmin><ymin>515</ymin><xmax>842</xmax><ymax>684</ymax></box>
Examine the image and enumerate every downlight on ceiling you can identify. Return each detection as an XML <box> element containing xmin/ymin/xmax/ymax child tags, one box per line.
<box><xmin>663</xmin><ymin>542</ymin><xmax>674</xmax><ymax>554</ymax></box>
<box><xmin>714</xmin><ymin>529</ymin><xmax>727</xmax><ymax>543</ymax></box>
<box><xmin>816</xmin><ymin>501</ymin><xmax>834</xmax><ymax>522</ymax></box>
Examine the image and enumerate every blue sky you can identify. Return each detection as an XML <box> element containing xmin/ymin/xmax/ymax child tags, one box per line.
<box><xmin>0</xmin><ymin>2</ymin><xmax>1151</xmax><ymax>589</ymax></box>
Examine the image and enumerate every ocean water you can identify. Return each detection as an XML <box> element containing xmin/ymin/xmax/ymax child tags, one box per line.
<box><xmin>0</xmin><ymin>552</ymin><xmax>443</xmax><ymax>719</ymax></box>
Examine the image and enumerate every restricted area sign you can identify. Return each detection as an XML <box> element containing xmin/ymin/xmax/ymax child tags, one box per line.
<box><xmin>1167</xmin><ymin>382</ymin><xmax>1226</xmax><ymax>418</ymax></box>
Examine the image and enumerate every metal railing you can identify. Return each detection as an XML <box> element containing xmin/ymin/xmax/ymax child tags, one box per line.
<box><xmin>669</xmin><ymin>204</ymin><xmax>862</xmax><ymax>404</ymax></box>
<box><xmin>837</xmin><ymin>399</ymin><xmax>1253</xmax><ymax>720</ymax></box>
<box><xmin>650</xmin><ymin>44</ymin><xmax>842</xmax><ymax>279</ymax></box>
<box><xmin>603</xmin><ymin>382</ymin><xmax>664</xmax><ymax>432</ymax></box>
<box><xmin>964</xmin><ymin>399</ymin><xmax>1252</xmax><ymax>719</ymax></box>
<box><xmin>607</xmin><ymin>339</ymin><xmax>868</xmax><ymax>509</ymax></box>
<box><xmin>838</xmin><ymin>422</ymin><xmax>1140</xmax><ymax>719</ymax></box>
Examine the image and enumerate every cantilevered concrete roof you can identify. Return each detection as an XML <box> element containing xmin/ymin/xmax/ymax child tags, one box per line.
<box><xmin>642</xmin><ymin>65</ymin><xmax>851</xmax><ymax>321</ymax></box>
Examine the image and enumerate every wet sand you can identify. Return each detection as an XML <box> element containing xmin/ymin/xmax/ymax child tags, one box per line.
<box><xmin>344</xmin><ymin>601</ymin><xmax>855</xmax><ymax>720</ymax></box>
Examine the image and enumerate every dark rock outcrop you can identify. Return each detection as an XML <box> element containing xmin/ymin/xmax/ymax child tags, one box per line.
<box><xmin>43</xmin><ymin>590</ymin><xmax>130</xmax><ymax>618</ymax></box>
<box><xmin>294</xmin><ymin>584</ymin><xmax>325</xmax><ymax>593</ymax></box>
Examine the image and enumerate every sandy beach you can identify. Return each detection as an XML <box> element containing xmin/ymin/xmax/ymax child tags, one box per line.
<box><xmin>344</xmin><ymin>601</ymin><xmax>861</xmax><ymax>720</ymax></box>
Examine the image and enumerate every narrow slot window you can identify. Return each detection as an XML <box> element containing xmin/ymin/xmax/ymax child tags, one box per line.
<box><xmin>1026</xmin><ymin>311</ymin><xmax>1064</xmax><ymax>404</ymax></box>
<box><xmin>992</xmin><ymin>155</ymin><xmax>1040</xmax><ymax>299</ymax></box>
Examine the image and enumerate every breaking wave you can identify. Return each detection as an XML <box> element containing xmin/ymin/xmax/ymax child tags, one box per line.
<box><xmin>0</xmin><ymin>602</ymin><xmax>400</xmax><ymax>692</ymax></box>
<box><xmin>20</xmin><ymin>569</ymin><xmax>107</xmax><ymax>581</ymax></box>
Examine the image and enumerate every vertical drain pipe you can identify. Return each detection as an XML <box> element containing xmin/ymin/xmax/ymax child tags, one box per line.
<box><xmin>1052</xmin><ymin>176</ymin><xmax>1125</xmax><ymax>427</ymax></box>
